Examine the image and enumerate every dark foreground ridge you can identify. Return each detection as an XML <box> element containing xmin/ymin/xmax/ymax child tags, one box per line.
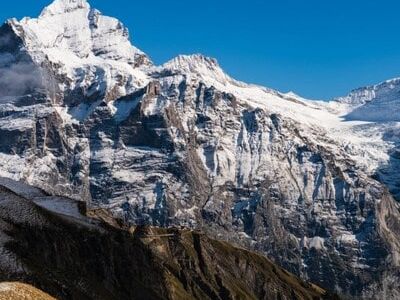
<box><xmin>0</xmin><ymin>179</ymin><xmax>336</xmax><ymax>300</ymax></box>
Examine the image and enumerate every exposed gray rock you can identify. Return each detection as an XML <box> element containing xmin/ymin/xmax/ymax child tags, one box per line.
<box><xmin>0</xmin><ymin>1</ymin><xmax>399</xmax><ymax>298</ymax></box>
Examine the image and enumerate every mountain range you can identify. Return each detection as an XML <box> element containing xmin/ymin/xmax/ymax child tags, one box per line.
<box><xmin>0</xmin><ymin>0</ymin><xmax>399</xmax><ymax>298</ymax></box>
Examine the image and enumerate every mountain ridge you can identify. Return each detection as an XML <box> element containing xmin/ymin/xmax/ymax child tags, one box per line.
<box><xmin>0</xmin><ymin>177</ymin><xmax>334</xmax><ymax>300</ymax></box>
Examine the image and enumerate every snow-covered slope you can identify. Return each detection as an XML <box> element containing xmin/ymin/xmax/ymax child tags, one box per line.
<box><xmin>4</xmin><ymin>0</ymin><xmax>150</xmax><ymax>105</ymax></box>
<box><xmin>0</xmin><ymin>0</ymin><xmax>400</xmax><ymax>297</ymax></box>
<box><xmin>337</xmin><ymin>78</ymin><xmax>400</xmax><ymax>122</ymax></box>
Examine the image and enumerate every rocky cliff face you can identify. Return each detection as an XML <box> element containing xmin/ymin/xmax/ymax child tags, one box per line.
<box><xmin>0</xmin><ymin>0</ymin><xmax>399</xmax><ymax>297</ymax></box>
<box><xmin>0</xmin><ymin>178</ymin><xmax>332</xmax><ymax>300</ymax></box>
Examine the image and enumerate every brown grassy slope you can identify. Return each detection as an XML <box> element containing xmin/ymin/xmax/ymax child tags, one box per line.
<box><xmin>0</xmin><ymin>282</ymin><xmax>55</xmax><ymax>300</ymax></box>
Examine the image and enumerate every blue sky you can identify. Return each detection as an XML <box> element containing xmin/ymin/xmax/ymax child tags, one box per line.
<box><xmin>1</xmin><ymin>0</ymin><xmax>400</xmax><ymax>100</ymax></box>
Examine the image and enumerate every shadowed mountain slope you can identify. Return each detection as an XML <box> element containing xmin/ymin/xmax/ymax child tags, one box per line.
<box><xmin>0</xmin><ymin>179</ymin><xmax>334</xmax><ymax>300</ymax></box>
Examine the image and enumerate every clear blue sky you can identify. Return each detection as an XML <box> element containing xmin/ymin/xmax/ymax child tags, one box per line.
<box><xmin>1</xmin><ymin>0</ymin><xmax>400</xmax><ymax>100</ymax></box>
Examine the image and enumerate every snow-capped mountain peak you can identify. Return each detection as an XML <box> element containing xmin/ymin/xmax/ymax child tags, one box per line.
<box><xmin>336</xmin><ymin>77</ymin><xmax>400</xmax><ymax>121</ymax></box>
<box><xmin>337</xmin><ymin>77</ymin><xmax>400</xmax><ymax>106</ymax></box>
<box><xmin>2</xmin><ymin>0</ymin><xmax>152</xmax><ymax>103</ymax></box>
<box><xmin>162</xmin><ymin>54</ymin><xmax>220</xmax><ymax>73</ymax></box>
<box><xmin>156</xmin><ymin>54</ymin><xmax>238</xmax><ymax>86</ymax></box>
<box><xmin>14</xmin><ymin>0</ymin><xmax>149</xmax><ymax>66</ymax></box>
<box><xmin>39</xmin><ymin>0</ymin><xmax>90</xmax><ymax>17</ymax></box>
